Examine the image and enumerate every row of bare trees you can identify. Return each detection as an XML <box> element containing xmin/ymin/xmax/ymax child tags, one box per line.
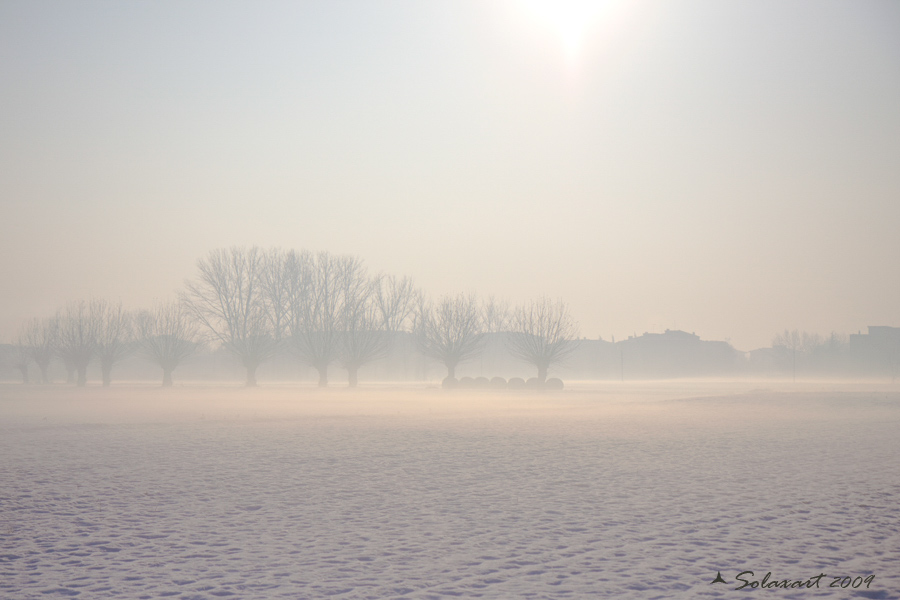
<box><xmin>181</xmin><ymin>247</ymin><xmax>421</xmax><ymax>387</ymax></box>
<box><xmin>771</xmin><ymin>329</ymin><xmax>849</xmax><ymax>382</ymax></box>
<box><xmin>13</xmin><ymin>300</ymin><xmax>200</xmax><ymax>387</ymax></box>
<box><xmin>414</xmin><ymin>294</ymin><xmax>579</xmax><ymax>383</ymax></box>
<box><xmin>10</xmin><ymin>246</ymin><xmax>581</xmax><ymax>387</ymax></box>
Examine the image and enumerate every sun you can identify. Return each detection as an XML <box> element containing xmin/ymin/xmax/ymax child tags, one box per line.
<box><xmin>518</xmin><ymin>0</ymin><xmax>612</xmax><ymax>61</ymax></box>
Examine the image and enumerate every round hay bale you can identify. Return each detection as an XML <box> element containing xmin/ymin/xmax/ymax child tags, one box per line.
<box><xmin>442</xmin><ymin>376</ymin><xmax>458</xmax><ymax>390</ymax></box>
<box><xmin>490</xmin><ymin>376</ymin><xmax>507</xmax><ymax>389</ymax></box>
<box><xmin>474</xmin><ymin>376</ymin><xmax>490</xmax><ymax>388</ymax></box>
<box><xmin>524</xmin><ymin>377</ymin><xmax>541</xmax><ymax>389</ymax></box>
<box><xmin>458</xmin><ymin>376</ymin><xmax>476</xmax><ymax>388</ymax></box>
<box><xmin>545</xmin><ymin>377</ymin><xmax>564</xmax><ymax>390</ymax></box>
<box><xmin>507</xmin><ymin>377</ymin><xmax>526</xmax><ymax>390</ymax></box>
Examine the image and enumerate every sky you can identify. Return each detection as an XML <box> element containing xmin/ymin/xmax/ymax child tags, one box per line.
<box><xmin>1</xmin><ymin>0</ymin><xmax>898</xmax><ymax>351</ymax></box>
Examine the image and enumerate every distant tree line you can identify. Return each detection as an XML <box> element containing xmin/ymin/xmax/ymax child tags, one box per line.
<box><xmin>6</xmin><ymin>246</ymin><xmax>581</xmax><ymax>388</ymax></box>
<box><xmin>766</xmin><ymin>329</ymin><xmax>899</xmax><ymax>382</ymax></box>
<box><xmin>12</xmin><ymin>299</ymin><xmax>201</xmax><ymax>387</ymax></box>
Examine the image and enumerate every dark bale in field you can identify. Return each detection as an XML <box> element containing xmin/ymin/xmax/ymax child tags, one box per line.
<box><xmin>459</xmin><ymin>376</ymin><xmax>476</xmax><ymax>388</ymax></box>
<box><xmin>442</xmin><ymin>376</ymin><xmax>459</xmax><ymax>389</ymax></box>
<box><xmin>508</xmin><ymin>377</ymin><xmax>526</xmax><ymax>389</ymax></box>
<box><xmin>490</xmin><ymin>376</ymin><xmax>507</xmax><ymax>389</ymax></box>
<box><xmin>545</xmin><ymin>377</ymin><xmax>564</xmax><ymax>390</ymax></box>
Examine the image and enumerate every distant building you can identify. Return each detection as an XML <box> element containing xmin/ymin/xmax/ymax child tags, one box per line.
<box><xmin>848</xmin><ymin>326</ymin><xmax>900</xmax><ymax>379</ymax></box>
<box><xmin>615</xmin><ymin>329</ymin><xmax>742</xmax><ymax>379</ymax></box>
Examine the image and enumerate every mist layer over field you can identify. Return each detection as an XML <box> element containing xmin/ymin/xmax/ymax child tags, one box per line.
<box><xmin>2</xmin><ymin>382</ymin><xmax>898</xmax><ymax>599</ymax></box>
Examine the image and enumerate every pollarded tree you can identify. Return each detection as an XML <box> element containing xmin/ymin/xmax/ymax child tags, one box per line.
<box><xmin>182</xmin><ymin>246</ymin><xmax>280</xmax><ymax>387</ymax></box>
<box><xmin>340</xmin><ymin>299</ymin><xmax>388</xmax><ymax>387</ymax></box>
<box><xmin>372</xmin><ymin>273</ymin><xmax>420</xmax><ymax>379</ymax></box>
<box><xmin>94</xmin><ymin>299</ymin><xmax>135</xmax><ymax>387</ymax></box>
<box><xmin>56</xmin><ymin>299</ymin><xmax>100</xmax><ymax>386</ymax></box>
<box><xmin>269</xmin><ymin>247</ymin><xmax>365</xmax><ymax>387</ymax></box>
<box><xmin>289</xmin><ymin>251</ymin><xmax>360</xmax><ymax>387</ymax></box>
<box><xmin>12</xmin><ymin>336</ymin><xmax>31</xmax><ymax>384</ymax></box>
<box><xmin>373</xmin><ymin>274</ymin><xmax>419</xmax><ymax>333</ymax></box>
<box><xmin>275</xmin><ymin>248</ymin><xmax>334</xmax><ymax>384</ymax></box>
<box><xmin>22</xmin><ymin>317</ymin><xmax>56</xmax><ymax>383</ymax></box>
<box><xmin>136</xmin><ymin>302</ymin><xmax>201</xmax><ymax>387</ymax></box>
<box><xmin>479</xmin><ymin>296</ymin><xmax>511</xmax><ymax>377</ymax></box>
<box><xmin>415</xmin><ymin>293</ymin><xmax>484</xmax><ymax>379</ymax></box>
<box><xmin>481</xmin><ymin>296</ymin><xmax>511</xmax><ymax>334</ymax></box>
<box><xmin>507</xmin><ymin>297</ymin><xmax>579</xmax><ymax>383</ymax></box>
<box><xmin>259</xmin><ymin>247</ymin><xmax>294</xmax><ymax>343</ymax></box>
<box><xmin>338</xmin><ymin>265</ymin><xmax>389</xmax><ymax>387</ymax></box>
<box><xmin>285</xmin><ymin>249</ymin><xmax>329</xmax><ymax>386</ymax></box>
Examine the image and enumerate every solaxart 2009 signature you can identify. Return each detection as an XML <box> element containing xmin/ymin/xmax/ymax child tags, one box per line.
<box><xmin>709</xmin><ymin>571</ymin><xmax>876</xmax><ymax>590</ymax></box>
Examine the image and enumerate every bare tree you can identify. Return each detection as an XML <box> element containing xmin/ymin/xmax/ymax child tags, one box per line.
<box><xmin>772</xmin><ymin>329</ymin><xmax>821</xmax><ymax>382</ymax></box>
<box><xmin>481</xmin><ymin>296</ymin><xmax>511</xmax><ymax>333</ymax></box>
<box><xmin>12</xmin><ymin>336</ymin><xmax>31</xmax><ymax>384</ymax></box>
<box><xmin>507</xmin><ymin>297</ymin><xmax>579</xmax><ymax>382</ymax></box>
<box><xmin>415</xmin><ymin>293</ymin><xmax>484</xmax><ymax>379</ymax></box>
<box><xmin>772</xmin><ymin>329</ymin><xmax>821</xmax><ymax>381</ymax></box>
<box><xmin>94</xmin><ymin>300</ymin><xmax>134</xmax><ymax>387</ymax></box>
<box><xmin>282</xmin><ymin>248</ymin><xmax>313</xmax><ymax>329</ymax></box>
<box><xmin>289</xmin><ymin>251</ymin><xmax>353</xmax><ymax>387</ymax></box>
<box><xmin>340</xmin><ymin>302</ymin><xmax>388</xmax><ymax>387</ymax></box>
<box><xmin>338</xmin><ymin>264</ymin><xmax>389</xmax><ymax>387</ymax></box>
<box><xmin>802</xmin><ymin>332</ymin><xmax>824</xmax><ymax>354</ymax></box>
<box><xmin>136</xmin><ymin>302</ymin><xmax>201</xmax><ymax>386</ymax></box>
<box><xmin>772</xmin><ymin>329</ymin><xmax>801</xmax><ymax>382</ymax></box>
<box><xmin>183</xmin><ymin>246</ymin><xmax>280</xmax><ymax>387</ymax></box>
<box><xmin>56</xmin><ymin>300</ymin><xmax>100</xmax><ymax>386</ymax></box>
<box><xmin>373</xmin><ymin>274</ymin><xmax>419</xmax><ymax>332</ymax></box>
<box><xmin>22</xmin><ymin>317</ymin><xmax>56</xmax><ymax>383</ymax></box>
<box><xmin>372</xmin><ymin>273</ymin><xmax>420</xmax><ymax>380</ymax></box>
<box><xmin>259</xmin><ymin>247</ymin><xmax>293</xmax><ymax>342</ymax></box>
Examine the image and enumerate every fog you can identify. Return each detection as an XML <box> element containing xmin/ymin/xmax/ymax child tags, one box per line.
<box><xmin>3</xmin><ymin>383</ymin><xmax>899</xmax><ymax>597</ymax></box>
<box><xmin>2</xmin><ymin>2</ymin><xmax>899</xmax><ymax>598</ymax></box>
<box><xmin>3</xmin><ymin>379</ymin><xmax>898</xmax><ymax>427</ymax></box>
<box><xmin>2</xmin><ymin>0</ymin><xmax>899</xmax><ymax>351</ymax></box>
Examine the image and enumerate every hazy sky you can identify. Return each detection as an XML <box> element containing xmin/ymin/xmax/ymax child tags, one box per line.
<box><xmin>2</xmin><ymin>0</ymin><xmax>898</xmax><ymax>351</ymax></box>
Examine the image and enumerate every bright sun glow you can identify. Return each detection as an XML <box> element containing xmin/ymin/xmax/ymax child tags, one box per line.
<box><xmin>519</xmin><ymin>0</ymin><xmax>611</xmax><ymax>61</ymax></box>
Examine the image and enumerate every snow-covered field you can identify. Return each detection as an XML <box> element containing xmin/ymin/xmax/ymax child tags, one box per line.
<box><xmin>2</xmin><ymin>382</ymin><xmax>898</xmax><ymax>599</ymax></box>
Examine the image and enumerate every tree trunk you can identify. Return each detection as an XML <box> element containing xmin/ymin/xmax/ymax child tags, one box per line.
<box><xmin>446</xmin><ymin>363</ymin><xmax>456</xmax><ymax>379</ymax></box>
<box><xmin>101</xmin><ymin>363</ymin><xmax>112</xmax><ymax>387</ymax></box>
<box><xmin>162</xmin><ymin>368</ymin><xmax>173</xmax><ymax>387</ymax></box>
<box><xmin>245</xmin><ymin>363</ymin><xmax>258</xmax><ymax>387</ymax></box>
<box><xmin>537</xmin><ymin>364</ymin><xmax>548</xmax><ymax>383</ymax></box>
<box><xmin>348</xmin><ymin>366</ymin><xmax>359</xmax><ymax>388</ymax></box>
<box><xmin>316</xmin><ymin>364</ymin><xmax>328</xmax><ymax>387</ymax></box>
<box><xmin>77</xmin><ymin>365</ymin><xmax>88</xmax><ymax>387</ymax></box>
<box><xmin>18</xmin><ymin>365</ymin><xmax>29</xmax><ymax>384</ymax></box>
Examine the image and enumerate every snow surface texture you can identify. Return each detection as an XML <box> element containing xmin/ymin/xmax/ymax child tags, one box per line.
<box><xmin>2</xmin><ymin>383</ymin><xmax>899</xmax><ymax>599</ymax></box>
